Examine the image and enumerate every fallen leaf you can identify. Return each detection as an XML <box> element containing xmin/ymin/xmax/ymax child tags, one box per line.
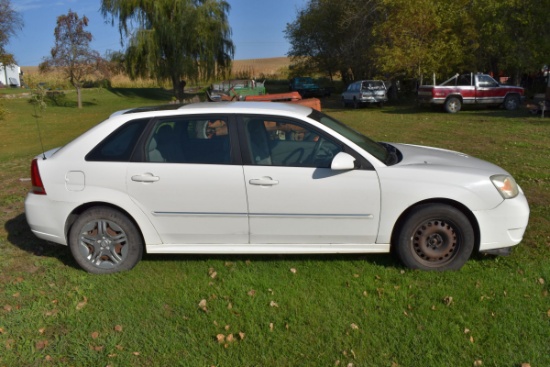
<box><xmin>547</xmin><ymin>309</ymin><xmax>550</xmax><ymax>318</ymax></box>
<box><xmin>35</xmin><ymin>340</ymin><xmax>49</xmax><ymax>350</ymax></box>
<box><xmin>238</xmin><ymin>332</ymin><xmax>245</xmax><ymax>340</ymax></box>
<box><xmin>210</xmin><ymin>271</ymin><xmax>217</xmax><ymax>279</ymax></box>
<box><xmin>12</xmin><ymin>292</ymin><xmax>20</xmax><ymax>298</ymax></box>
<box><xmin>227</xmin><ymin>302</ymin><xmax>233</xmax><ymax>310</ymax></box>
<box><xmin>0</xmin><ymin>328</ymin><xmax>4</xmax><ymax>334</ymax></box>
<box><xmin>538</xmin><ymin>278</ymin><xmax>545</xmax><ymax>285</ymax></box>
<box><xmin>76</xmin><ymin>297</ymin><xmax>88</xmax><ymax>310</ymax></box>
<box><xmin>350</xmin><ymin>323</ymin><xmax>359</xmax><ymax>330</ymax></box>
<box><xmin>290</xmin><ymin>268</ymin><xmax>297</xmax><ymax>274</ymax></box>
<box><xmin>362</xmin><ymin>291</ymin><xmax>368</xmax><ymax>296</ymax></box>
<box><xmin>347</xmin><ymin>363</ymin><xmax>354</xmax><ymax>367</ymax></box>
<box><xmin>473</xmin><ymin>360</ymin><xmax>483</xmax><ymax>366</ymax></box>
<box><xmin>226</xmin><ymin>334</ymin><xmax>234</xmax><ymax>343</ymax></box>
<box><xmin>5</xmin><ymin>339</ymin><xmax>14</xmax><ymax>350</ymax></box>
<box><xmin>353</xmin><ymin>274</ymin><xmax>359</xmax><ymax>278</ymax></box>
<box><xmin>198</xmin><ymin>299</ymin><xmax>207</xmax><ymax>312</ymax></box>
<box><xmin>114</xmin><ymin>325</ymin><xmax>123</xmax><ymax>332</ymax></box>
<box><xmin>470</xmin><ymin>336</ymin><xmax>474</xmax><ymax>343</ymax></box>
<box><xmin>216</xmin><ymin>334</ymin><xmax>225</xmax><ymax>343</ymax></box>
<box><xmin>443</xmin><ymin>296</ymin><xmax>453</xmax><ymax>306</ymax></box>
<box><xmin>431</xmin><ymin>305</ymin><xmax>436</xmax><ymax>311</ymax></box>
<box><xmin>133</xmin><ymin>352</ymin><xmax>140</xmax><ymax>356</ymax></box>
<box><xmin>45</xmin><ymin>355</ymin><xmax>52</xmax><ymax>361</ymax></box>
<box><xmin>3</xmin><ymin>305</ymin><xmax>12</xmax><ymax>312</ymax></box>
<box><xmin>115</xmin><ymin>345</ymin><xmax>124</xmax><ymax>350</ymax></box>
<box><xmin>464</xmin><ymin>328</ymin><xmax>470</xmax><ymax>334</ymax></box>
<box><xmin>39</xmin><ymin>328</ymin><xmax>46</xmax><ymax>334</ymax></box>
<box><xmin>224</xmin><ymin>324</ymin><xmax>230</xmax><ymax>331</ymax></box>
<box><xmin>269</xmin><ymin>323</ymin><xmax>274</xmax><ymax>331</ymax></box>
<box><xmin>91</xmin><ymin>331</ymin><xmax>99</xmax><ymax>339</ymax></box>
<box><xmin>269</xmin><ymin>301</ymin><xmax>279</xmax><ymax>308</ymax></box>
<box><xmin>108</xmin><ymin>353</ymin><xmax>117</xmax><ymax>358</ymax></box>
<box><xmin>521</xmin><ymin>363</ymin><xmax>531</xmax><ymax>367</ymax></box>
<box><xmin>247</xmin><ymin>289</ymin><xmax>256</xmax><ymax>297</ymax></box>
<box><xmin>93</xmin><ymin>345</ymin><xmax>104</xmax><ymax>352</ymax></box>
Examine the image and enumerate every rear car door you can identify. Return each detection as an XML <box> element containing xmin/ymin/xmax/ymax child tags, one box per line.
<box><xmin>126</xmin><ymin>114</ymin><xmax>249</xmax><ymax>244</ymax></box>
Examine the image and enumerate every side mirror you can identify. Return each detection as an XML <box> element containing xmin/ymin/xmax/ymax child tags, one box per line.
<box><xmin>331</xmin><ymin>152</ymin><xmax>356</xmax><ymax>171</ymax></box>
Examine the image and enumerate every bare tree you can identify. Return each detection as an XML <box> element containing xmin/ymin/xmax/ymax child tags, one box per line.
<box><xmin>0</xmin><ymin>0</ymin><xmax>23</xmax><ymax>65</ymax></box>
<box><xmin>40</xmin><ymin>10</ymin><xmax>103</xmax><ymax>108</ymax></box>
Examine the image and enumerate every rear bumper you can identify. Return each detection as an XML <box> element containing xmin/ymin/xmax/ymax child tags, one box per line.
<box><xmin>25</xmin><ymin>193</ymin><xmax>70</xmax><ymax>245</ymax></box>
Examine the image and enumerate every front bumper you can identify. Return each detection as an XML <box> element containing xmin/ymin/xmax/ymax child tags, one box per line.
<box><xmin>473</xmin><ymin>191</ymin><xmax>529</xmax><ymax>251</ymax></box>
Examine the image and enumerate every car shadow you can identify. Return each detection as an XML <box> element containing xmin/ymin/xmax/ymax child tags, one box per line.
<box><xmin>4</xmin><ymin>213</ymin><xmax>79</xmax><ymax>269</ymax></box>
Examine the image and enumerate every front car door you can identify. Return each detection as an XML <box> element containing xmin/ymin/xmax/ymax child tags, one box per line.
<box><xmin>238</xmin><ymin>114</ymin><xmax>381</xmax><ymax>246</ymax></box>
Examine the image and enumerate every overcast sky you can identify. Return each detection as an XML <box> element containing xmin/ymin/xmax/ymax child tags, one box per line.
<box><xmin>9</xmin><ymin>0</ymin><xmax>307</xmax><ymax>66</ymax></box>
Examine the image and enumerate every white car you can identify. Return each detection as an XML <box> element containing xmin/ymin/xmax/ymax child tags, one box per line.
<box><xmin>342</xmin><ymin>80</ymin><xmax>388</xmax><ymax>108</ymax></box>
<box><xmin>25</xmin><ymin>102</ymin><xmax>529</xmax><ymax>274</ymax></box>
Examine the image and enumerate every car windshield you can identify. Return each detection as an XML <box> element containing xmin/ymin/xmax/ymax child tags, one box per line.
<box><xmin>308</xmin><ymin>109</ymin><xmax>390</xmax><ymax>164</ymax></box>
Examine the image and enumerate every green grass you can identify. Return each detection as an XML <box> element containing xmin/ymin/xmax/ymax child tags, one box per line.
<box><xmin>0</xmin><ymin>90</ymin><xmax>549</xmax><ymax>366</ymax></box>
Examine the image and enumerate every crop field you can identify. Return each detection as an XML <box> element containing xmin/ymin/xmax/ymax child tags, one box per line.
<box><xmin>0</xmin><ymin>86</ymin><xmax>548</xmax><ymax>366</ymax></box>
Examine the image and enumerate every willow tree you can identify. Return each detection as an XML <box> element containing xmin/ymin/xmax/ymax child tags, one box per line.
<box><xmin>101</xmin><ymin>0</ymin><xmax>234</xmax><ymax>101</ymax></box>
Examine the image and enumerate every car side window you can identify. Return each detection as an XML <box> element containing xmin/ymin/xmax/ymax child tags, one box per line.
<box><xmin>243</xmin><ymin>116</ymin><xmax>342</xmax><ymax>168</ymax></box>
<box><xmin>86</xmin><ymin>118</ymin><xmax>150</xmax><ymax>162</ymax></box>
<box><xmin>146</xmin><ymin>116</ymin><xmax>231</xmax><ymax>164</ymax></box>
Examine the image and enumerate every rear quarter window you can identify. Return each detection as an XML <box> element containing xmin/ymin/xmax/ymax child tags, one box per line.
<box><xmin>86</xmin><ymin>118</ymin><xmax>150</xmax><ymax>162</ymax></box>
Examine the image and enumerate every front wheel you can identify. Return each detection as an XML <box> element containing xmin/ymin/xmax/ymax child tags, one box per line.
<box><xmin>69</xmin><ymin>207</ymin><xmax>143</xmax><ymax>274</ymax></box>
<box><xmin>504</xmin><ymin>95</ymin><xmax>520</xmax><ymax>110</ymax></box>
<box><xmin>444</xmin><ymin>97</ymin><xmax>461</xmax><ymax>113</ymax></box>
<box><xmin>394</xmin><ymin>204</ymin><xmax>474</xmax><ymax>271</ymax></box>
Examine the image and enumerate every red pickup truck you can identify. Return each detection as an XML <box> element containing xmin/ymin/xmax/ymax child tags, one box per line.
<box><xmin>417</xmin><ymin>73</ymin><xmax>525</xmax><ymax>113</ymax></box>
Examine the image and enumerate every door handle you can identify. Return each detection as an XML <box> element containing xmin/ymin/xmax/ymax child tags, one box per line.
<box><xmin>131</xmin><ymin>173</ymin><xmax>160</xmax><ymax>183</ymax></box>
<box><xmin>249</xmin><ymin>177</ymin><xmax>279</xmax><ymax>186</ymax></box>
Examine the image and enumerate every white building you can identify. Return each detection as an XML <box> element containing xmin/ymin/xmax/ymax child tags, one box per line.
<box><xmin>0</xmin><ymin>63</ymin><xmax>21</xmax><ymax>87</ymax></box>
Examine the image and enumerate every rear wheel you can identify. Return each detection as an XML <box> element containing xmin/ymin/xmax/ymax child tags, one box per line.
<box><xmin>69</xmin><ymin>207</ymin><xmax>143</xmax><ymax>274</ymax></box>
<box><xmin>444</xmin><ymin>97</ymin><xmax>461</xmax><ymax>113</ymax></box>
<box><xmin>394</xmin><ymin>204</ymin><xmax>474</xmax><ymax>271</ymax></box>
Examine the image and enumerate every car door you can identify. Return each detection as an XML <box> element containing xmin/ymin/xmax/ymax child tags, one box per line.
<box><xmin>239</xmin><ymin>115</ymin><xmax>381</xmax><ymax>245</ymax></box>
<box><xmin>126</xmin><ymin>114</ymin><xmax>249</xmax><ymax>244</ymax></box>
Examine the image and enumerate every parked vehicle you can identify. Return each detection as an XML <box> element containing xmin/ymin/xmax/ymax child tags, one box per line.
<box><xmin>341</xmin><ymin>80</ymin><xmax>388</xmax><ymax>108</ymax></box>
<box><xmin>25</xmin><ymin>102</ymin><xmax>529</xmax><ymax>274</ymax></box>
<box><xmin>417</xmin><ymin>73</ymin><xmax>525</xmax><ymax>113</ymax></box>
<box><xmin>208</xmin><ymin>79</ymin><xmax>266</xmax><ymax>101</ymax></box>
<box><xmin>289</xmin><ymin>77</ymin><xmax>331</xmax><ymax>98</ymax></box>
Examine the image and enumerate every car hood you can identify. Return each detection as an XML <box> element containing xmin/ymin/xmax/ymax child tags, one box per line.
<box><xmin>391</xmin><ymin>143</ymin><xmax>507</xmax><ymax>174</ymax></box>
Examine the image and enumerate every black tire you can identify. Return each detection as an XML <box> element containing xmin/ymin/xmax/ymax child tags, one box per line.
<box><xmin>394</xmin><ymin>204</ymin><xmax>474</xmax><ymax>271</ymax></box>
<box><xmin>444</xmin><ymin>97</ymin><xmax>461</xmax><ymax>113</ymax></box>
<box><xmin>69</xmin><ymin>207</ymin><xmax>143</xmax><ymax>274</ymax></box>
<box><xmin>504</xmin><ymin>95</ymin><xmax>519</xmax><ymax>110</ymax></box>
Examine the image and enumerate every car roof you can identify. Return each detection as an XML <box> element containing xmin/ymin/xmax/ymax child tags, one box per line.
<box><xmin>110</xmin><ymin>101</ymin><xmax>313</xmax><ymax>118</ymax></box>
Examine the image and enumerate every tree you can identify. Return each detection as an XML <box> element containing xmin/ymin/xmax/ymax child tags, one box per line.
<box><xmin>0</xmin><ymin>0</ymin><xmax>23</xmax><ymax>65</ymax></box>
<box><xmin>40</xmin><ymin>10</ymin><xmax>103</xmax><ymax>108</ymax></box>
<box><xmin>101</xmin><ymin>0</ymin><xmax>234</xmax><ymax>102</ymax></box>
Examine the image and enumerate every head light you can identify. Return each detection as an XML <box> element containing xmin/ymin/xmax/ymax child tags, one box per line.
<box><xmin>491</xmin><ymin>175</ymin><xmax>519</xmax><ymax>199</ymax></box>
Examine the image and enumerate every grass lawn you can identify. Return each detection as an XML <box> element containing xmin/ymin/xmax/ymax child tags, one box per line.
<box><xmin>0</xmin><ymin>89</ymin><xmax>548</xmax><ymax>366</ymax></box>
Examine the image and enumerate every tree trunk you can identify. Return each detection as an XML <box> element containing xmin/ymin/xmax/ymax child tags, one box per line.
<box><xmin>76</xmin><ymin>86</ymin><xmax>82</xmax><ymax>109</ymax></box>
<box><xmin>171</xmin><ymin>75</ymin><xmax>185</xmax><ymax>103</ymax></box>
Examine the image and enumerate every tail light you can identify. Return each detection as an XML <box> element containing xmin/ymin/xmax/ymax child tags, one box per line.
<box><xmin>31</xmin><ymin>159</ymin><xmax>46</xmax><ymax>195</ymax></box>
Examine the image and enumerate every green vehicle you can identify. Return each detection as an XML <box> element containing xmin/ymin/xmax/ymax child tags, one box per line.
<box><xmin>208</xmin><ymin>79</ymin><xmax>266</xmax><ymax>101</ymax></box>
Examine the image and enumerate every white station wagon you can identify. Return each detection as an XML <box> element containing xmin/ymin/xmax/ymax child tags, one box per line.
<box><xmin>25</xmin><ymin>102</ymin><xmax>529</xmax><ymax>274</ymax></box>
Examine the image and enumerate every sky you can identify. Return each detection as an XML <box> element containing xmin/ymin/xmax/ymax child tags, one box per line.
<box><xmin>8</xmin><ymin>0</ymin><xmax>308</xmax><ymax>66</ymax></box>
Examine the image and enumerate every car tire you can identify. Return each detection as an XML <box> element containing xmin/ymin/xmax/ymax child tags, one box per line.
<box><xmin>504</xmin><ymin>95</ymin><xmax>520</xmax><ymax>110</ymax></box>
<box><xmin>69</xmin><ymin>207</ymin><xmax>143</xmax><ymax>274</ymax></box>
<box><xmin>394</xmin><ymin>204</ymin><xmax>474</xmax><ymax>271</ymax></box>
<box><xmin>353</xmin><ymin>98</ymin><xmax>359</xmax><ymax>109</ymax></box>
<box><xmin>444</xmin><ymin>97</ymin><xmax>461</xmax><ymax>113</ymax></box>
